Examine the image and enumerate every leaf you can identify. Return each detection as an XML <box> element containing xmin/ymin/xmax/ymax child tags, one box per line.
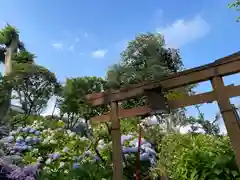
<box><xmin>232</xmin><ymin>170</ymin><xmax>239</xmax><ymax>177</ymax></box>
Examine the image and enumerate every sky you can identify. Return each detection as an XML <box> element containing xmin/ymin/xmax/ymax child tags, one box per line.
<box><xmin>0</xmin><ymin>0</ymin><xmax>239</xmax><ymax>133</ymax></box>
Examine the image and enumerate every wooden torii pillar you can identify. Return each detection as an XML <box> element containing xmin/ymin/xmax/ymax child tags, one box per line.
<box><xmin>86</xmin><ymin>52</ymin><xmax>240</xmax><ymax>180</ymax></box>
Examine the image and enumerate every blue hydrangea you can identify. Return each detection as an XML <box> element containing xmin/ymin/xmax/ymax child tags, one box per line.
<box><xmin>73</xmin><ymin>162</ymin><xmax>79</xmax><ymax>169</ymax></box>
<box><xmin>93</xmin><ymin>156</ymin><xmax>101</xmax><ymax>161</ymax></box>
<box><xmin>123</xmin><ymin>147</ymin><xmax>138</xmax><ymax>153</ymax></box>
<box><xmin>140</xmin><ymin>153</ymin><xmax>150</xmax><ymax>161</ymax></box>
<box><xmin>16</xmin><ymin>136</ymin><xmax>24</xmax><ymax>143</ymax></box>
<box><xmin>29</xmin><ymin>128</ymin><xmax>36</xmax><ymax>133</ymax></box>
<box><xmin>25</xmin><ymin>136</ymin><xmax>32</xmax><ymax>143</ymax></box>
<box><xmin>47</xmin><ymin>153</ymin><xmax>53</xmax><ymax>159</ymax></box>
<box><xmin>144</xmin><ymin>147</ymin><xmax>156</xmax><ymax>155</ymax></box>
<box><xmin>35</xmin><ymin>131</ymin><xmax>40</xmax><ymax>136</ymax></box>
<box><xmin>31</xmin><ymin>137</ymin><xmax>38</xmax><ymax>144</ymax></box>
<box><xmin>52</xmin><ymin>152</ymin><xmax>61</xmax><ymax>160</ymax></box>
<box><xmin>22</xmin><ymin>127</ymin><xmax>28</xmax><ymax>132</ymax></box>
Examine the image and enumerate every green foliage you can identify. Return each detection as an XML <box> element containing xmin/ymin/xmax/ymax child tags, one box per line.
<box><xmin>6</xmin><ymin>63</ymin><xmax>59</xmax><ymax>115</ymax></box>
<box><xmin>229</xmin><ymin>0</ymin><xmax>240</xmax><ymax>21</ymax></box>
<box><xmin>0</xmin><ymin>24</ymin><xmax>25</xmax><ymax>63</ymax></box>
<box><xmin>188</xmin><ymin>114</ymin><xmax>220</xmax><ymax>135</ymax></box>
<box><xmin>107</xmin><ymin>33</ymin><xmax>183</xmax><ymax>88</ymax></box>
<box><xmin>154</xmin><ymin>133</ymin><xmax>240</xmax><ymax>180</ymax></box>
<box><xmin>0</xmin><ymin>24</ymin><xmax>239</xmax><ymax>180</ymax></box>
<box><xmin>12</xmin><ymin>50</ymin><xmax>35</xmax><ymax>64</ymax></box>
<box><xmin>106</xmin><ymin>33</ymin><xmax>189</xmax><ymax>111</ymax></box>
<box><xmin>6</xmin><ymin>118</ymin><xmax>113</xmax><ymax>180</ymax></box>
<box><xmin>59</xmin><ymin>76</ymin><xmax>109</xmax><ymax>128</ymax></box>
<box><xmin>0</xmin><ymin>24</ymin><xmax>19</xmax><ymax>45</ymax></box>
<box><xmin>120</xmin><ymin>117</ymin><xmax>139</xmax><ymax>133</ymax></box>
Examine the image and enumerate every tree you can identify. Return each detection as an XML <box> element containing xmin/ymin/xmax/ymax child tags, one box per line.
<box><xmin>0</xmin><ymin>24</ymin><xmax>25</xmax><ymax>119</ymax></box>
<box><xmin>229</xmin><ymin>0</ymin><xmax>240</xmax><ymax>21</ymax></box>
<box><xmin>106</xmin><ymin>33</ymin><xmax>189</xmax><ymax>106</ymax></box>
<box><xmin>107</xmin><ymin>33</ymin><xmax>183</xmax><ymax>89</ymax></box>
<box><xmin>187</xmin><ymin>105</ymin><xmax>221</xmax><ymax>135</ymax></box>
<box><xmin>59</xmin><ymin>76</ymin><xmax>109</xmax><ymax>129</ymax></box>
<box><xmin>106</xmin><ymin>33</ymin><xmax>192</xmax><ymax>130</ymax></box>
<box><xmin>5</xmin><ymin>62</ymin><xmax>59</xmax><ymax>116</ymax></box>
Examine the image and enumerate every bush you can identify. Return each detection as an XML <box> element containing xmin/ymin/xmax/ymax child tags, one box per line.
<box><xmin>154</xmin><ymin>133</ymin><xmax>240</xmax><ymax>180</ymax></box>
<box><xmin>3</xmin><ymin>118</ymin><xmax>112</xmax><ymax>180</ymax></box>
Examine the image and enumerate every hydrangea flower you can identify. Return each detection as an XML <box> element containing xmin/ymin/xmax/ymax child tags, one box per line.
<box><xmin>25</xmin><ymin>136</ymin><xmax>32</xmax><ymax>143</ymax></box>
<box><xmin>7</xmin><ymin>162</ymin><xmax>40</xmax><ymax>180</ymax></box>
<box><xmin>7</xmin><ymin>136</ymin><xmax>14</xmax><ymax>143</ymax></box>
<box><xmin>122</xmin><ymin>147</ymin><xmax>138</xmax><ymax>153</ymax></box>
<box><xmin>34</xmin><ymin>131</ymin><xmax>40</xmax><ymax>136</ymax></box>
<box><xmin>73</xmin><ymin>162</ymin><xmax>79</xmax><ymax>169</ymax></box>
<box><xmin>84</xmin><ymin>150</ymin><xmax>91</xmax><ymax>156</ymax></box>
<box><xmin>10</xmin><ymin>131</ymin><xmax>17</xmax><ymax>136</ymax></box>
<box><xmin>52</xmin><ymin>152</ymin><xmax>61</xmax><ymax>160</ymax></box>
<box><xmin>45</xmin><ymin>158</ymin><xmax>52</xmax><ymax>165</ymax></box>
<box><xmin>29</xmin><ymin>128</ymin><xmax>36</xmax><ymax>133</ymax></box>
<box><xmin>16</xmin><ymin>136</ymin><xmax>23</xmax><ymax>143</ymax></box>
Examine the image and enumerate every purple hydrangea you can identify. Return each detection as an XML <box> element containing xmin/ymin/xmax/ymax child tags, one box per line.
<box><xmin>52</xmin><ymin>152</ymin><xmax>60</xmax><ymax>160</ymax></box>
<box><xmin>7</xmin><ymin>163</ymin><xmax>40</xmax><ymax>180</ymax></box>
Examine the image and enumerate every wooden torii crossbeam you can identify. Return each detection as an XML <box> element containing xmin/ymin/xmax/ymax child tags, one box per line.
<box><xmin>85</xmin><ymin>52</ymin><xmax>240</xmax><ymax>180</ymax></box>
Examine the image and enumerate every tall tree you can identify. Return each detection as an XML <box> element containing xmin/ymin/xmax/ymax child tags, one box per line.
<box><xmin>0</xmin><ymin>24</ymin><xmax>25</xmax><ymax>119</ymax></box>
<box><xmin>106</xmin><ymin>33</ymin><xmax>190</xmax><ymax>126</ymax></box>
<box><xmin>107</xmin><ymin>33</ymin><xmax>183</xmax><ymax>89</ymax></box>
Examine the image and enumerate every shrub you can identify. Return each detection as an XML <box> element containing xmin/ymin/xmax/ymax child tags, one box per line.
<box><xmin>154</xmin><ymin>133</ymin><xmax>240</xmax><ymax>180</ymax></box>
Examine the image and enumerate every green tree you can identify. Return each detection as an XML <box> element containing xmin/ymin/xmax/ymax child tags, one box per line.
<box><xmin>59</xmin><ymin>76</ymin><xmax>109</xmax><ymax>129</ymax></box>
<box><xmin>6</xmin><ymin>62</ymin><xmax>59</xmax><ymax>116</ymax></box>
<box><xmin>107</xmin><ymin>33</ymin><xmax>183</xmax><ymax>89</ymax></box>
<box><xmin>187</xmin><ymin>105</ymin><xmax>221</xmax><ymax>135</ymax></box>
<box><xmin>106</xmin><ymin>33</ymin><xmax>191</xmax><ymax>129</ymax></box>
<box><xmin>0</xmin><ymin>24</ymin><xmax>26</xmax><ymax>120</ymax></box>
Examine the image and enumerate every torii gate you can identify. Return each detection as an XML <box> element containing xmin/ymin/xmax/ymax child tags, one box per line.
<box><xmin>86</xmin><ymin>52</ymin><xmax>240</xmax><ymax>180</ymax></box>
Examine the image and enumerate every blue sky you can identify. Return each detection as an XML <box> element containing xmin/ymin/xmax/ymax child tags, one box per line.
<box><xmin>0</xmin><ymin>0</ymin><xmax>239</xmax><ymax>132</ymax></box>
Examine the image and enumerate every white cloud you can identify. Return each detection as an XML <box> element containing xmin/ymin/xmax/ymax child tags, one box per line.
<box><xmin>157</xmin><ymin>15</ymin><xmax>210</xmax><ymax>48</ymax></box>
<box><xmin>92</xmin><ymin>50</ymin><xmax>108</xmax><ymax>58</ymax></box>
<box><xmin>52</xmin><ymin>42</ymin><xmax>63</xmax><ymax>50</ymax></box>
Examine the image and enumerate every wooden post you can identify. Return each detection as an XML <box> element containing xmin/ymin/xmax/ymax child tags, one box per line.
<box><xmin>110</xmin><ymin>101</ymin><xmax>123</xmax><ymax>180</ymax></box>
<box><xmin>211</xmin><ymin>76</ymin><xmax>240</xmax><ymax>168</ymax></box>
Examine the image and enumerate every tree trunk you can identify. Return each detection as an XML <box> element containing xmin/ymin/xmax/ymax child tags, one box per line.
<box><xmin>0</xmin><ymin>38</ymin><xmax>18</xmax><ymax>122</ymax></box>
